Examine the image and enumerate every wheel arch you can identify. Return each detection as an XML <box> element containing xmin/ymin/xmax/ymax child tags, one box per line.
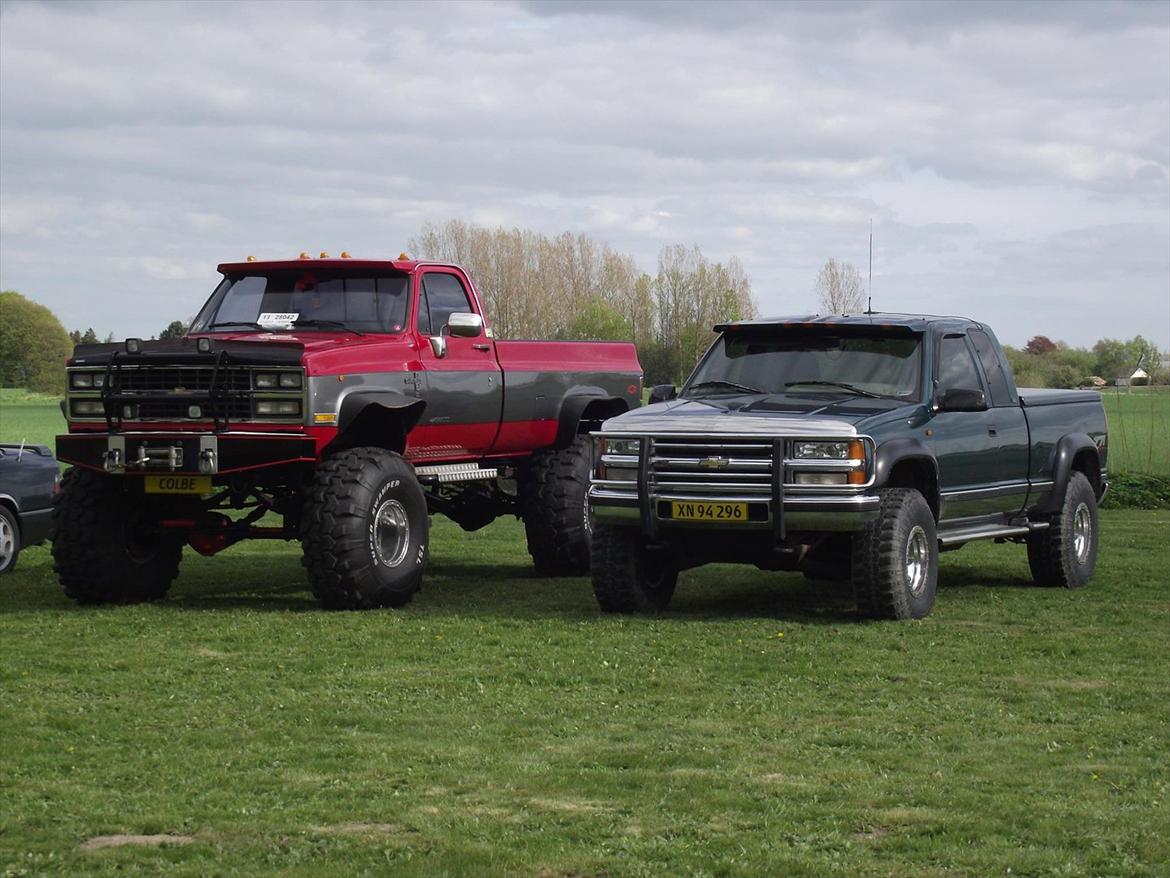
<box><xmin>872</xmin><ymin>439</ymin><xmax>940</xmax><ymax>521</ymax></box>
<box><xmin>326</xmin><ymin>390</ymin><xmax>426</xmax><ymax>456</ymax></box>
<box><xmin>554</xmin><ymin>391</ymin><xmax>629</xmax><ymax>450</ymax></box>
<box><xmin>1040</xmin><ymin>433</ymin><xmax>1103</xmax><ymax>514</ymax></box>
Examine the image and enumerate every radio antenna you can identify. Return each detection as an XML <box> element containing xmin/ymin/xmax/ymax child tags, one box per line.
<box><xmin>867</xmin><ymin>219</ymin><xmax>873</xmax><ymax>315</ymax></box>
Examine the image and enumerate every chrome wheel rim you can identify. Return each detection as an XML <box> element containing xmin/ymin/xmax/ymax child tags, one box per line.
<box><xmin>373</xmin><ymin>498</ymin><xmax>410</xmax><ymax>568</ymax></box>
<box><xmin>905</xmin><ymin>525</ymin><xmax>929</xmax><ymax>596</ymax></box>
<box><xmin>1072</xmin><ymin>502</ymin><xmax>1092</xmax><ymax>564</ymax></box>
<box><xmin>0</xmin><ymin>515</ymin><xmax>13</xmax><ymax>568</ymax></box>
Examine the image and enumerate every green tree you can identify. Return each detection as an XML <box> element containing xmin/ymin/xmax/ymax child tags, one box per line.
<box><xmin>0</xmin><ymin>291</ymin><xmax>73</xmax><ymax>393</ymax></box>
<box><xmin>563</xmin><ymin>299</ymin><xmax>632</xmax><ymax>341</ymax></box>
<box><xmin>158</xmin><ymin>320</ymin><xmax>187</xmax><ymax>340</ymax></box>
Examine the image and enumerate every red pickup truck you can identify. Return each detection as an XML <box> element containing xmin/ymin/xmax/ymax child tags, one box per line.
<box><xmin>53</xmin><ymin>254</ymin><xmax>642</xmax><ymax>609</ymax></box>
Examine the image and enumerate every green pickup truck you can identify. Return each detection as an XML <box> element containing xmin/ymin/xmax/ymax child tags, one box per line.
<box><xmin>588</xmin><ymin>314</ymin><xmax>1108</xmax><ymax>620</ymax></box>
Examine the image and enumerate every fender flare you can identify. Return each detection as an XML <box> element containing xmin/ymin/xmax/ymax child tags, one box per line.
<box><xmin>554</xmin><ymin>390</ymin><xmax>629</xmax><ymax>449</ymax></box>
<box><xmin>872</xmin><ymin>438</ymin><xmax>941</xmax><ymax>519</ymax></box>
<box><xmin>1039</xmin><ymin>432</ymin><xmax>1102</xmax><ymax>514</ymax></box>
<box><xmin>329</xmin><ymin>389</ymin><xmax>426</xmax><ymax>454</ymax></box>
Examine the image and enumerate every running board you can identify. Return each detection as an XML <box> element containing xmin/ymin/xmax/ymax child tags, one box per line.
<box><xmin>938</xmin><ymin>520</ymin><xmax>1048</xmax><ymax>547</ymax></box>
<box><xmin>414</xmin><ymin>462</ymin><xmax>499</xmax><ymax>484</ymax></box>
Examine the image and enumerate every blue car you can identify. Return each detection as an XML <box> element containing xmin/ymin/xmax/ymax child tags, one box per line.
<box><xmin>0</xmin><ymin>443</ymin><xmax>60</xmax><ymax>574</ymax></box>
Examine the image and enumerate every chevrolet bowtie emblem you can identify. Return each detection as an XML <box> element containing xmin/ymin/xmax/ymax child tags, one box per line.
<box><xmin>699</xmin><ymin>456</ymin><xmax>729</xmax><ymax>470</ymax></box>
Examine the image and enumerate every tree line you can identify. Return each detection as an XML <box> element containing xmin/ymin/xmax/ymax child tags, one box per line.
<box><xmin>408</xmin><ymin>220</ymin><xmax>757</xmax><ymax>385</ymax></box>
<box><xmin>1005</xmin><ymin>335</ymin><xmax>1166</xmax><ymax>388</ymax></box>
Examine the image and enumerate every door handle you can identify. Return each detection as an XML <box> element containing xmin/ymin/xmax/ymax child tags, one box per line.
<box><xmin>988</xmin><ymin>425</ymin><xmax>998</xmax><ymax>436</ymax></box>
<box><xmin>472</xmin><ymin>343</ymin><xmax>491</xmax><ymax>351</ymax></box>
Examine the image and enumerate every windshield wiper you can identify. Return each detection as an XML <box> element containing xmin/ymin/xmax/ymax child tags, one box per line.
<box><xmin>784</xmin><ymin>380</ymin><xmax>897</xmax><ymax>400</ymax></box>
<box><xmin>685</xmin><ymin>379</ymin><xmax>767</xmax><ymax>396</ymax></box>
<box><xmin>293</xmin><ymin>319</ymin><xmax>365</xmax><ymax>336</ymax></box>
<box><xmin>207</xmin><ymin>321</ymin><xmax>268</xmax><ymax>332</ymax></box>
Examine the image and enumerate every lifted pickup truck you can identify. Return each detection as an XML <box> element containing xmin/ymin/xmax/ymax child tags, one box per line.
<box><xmin>589</xmin><ymin>314</ymin><xmax>1107</xmax><ymax>620</ymax></box>
<box><xmin>54</xmin><ymin>254</ymin><xmax>642</xmax><ymax>608</ymax></box>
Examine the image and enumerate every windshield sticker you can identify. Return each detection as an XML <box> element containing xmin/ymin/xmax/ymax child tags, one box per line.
<box><xmin>258</xmin><ymin>312</ymin><xmax>298</xmax><ymax>329</ymax></box>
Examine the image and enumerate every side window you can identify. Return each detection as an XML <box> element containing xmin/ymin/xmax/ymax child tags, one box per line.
<box><xmin>937</xmin><ymin>334</ymin><xmax>983</xmax><ymax>393</ymax></box>
<box><xmin>968</xmin><ymin>329</ymin><xmax>1016</xmax><ymax>407</ymax></box>
<box><xmin>419</xmin><ymin>273</ymin><xmax>473</xmax><ymax>336</ymax></box>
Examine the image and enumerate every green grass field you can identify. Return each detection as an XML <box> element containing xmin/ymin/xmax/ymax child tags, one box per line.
<box><xmin>1101</xmin><ymin>388</ymin><xmax>1170</xmax><ymax>477</ymax></box>
<box><xmin>1</xmin><ymin>390</ymin><xmax>1168</xmax><ymax>875</ymax></box>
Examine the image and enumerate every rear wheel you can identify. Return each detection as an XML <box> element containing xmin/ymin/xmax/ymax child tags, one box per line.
<box><xmin>1027</xmin><ymin>471</ymin><xmax>1098</xmax><ymax>588</ymax></box>
<box><xmin>0</xmin><ymin>506</ymin><xmax>20</xmax><ymax>575</ymax></box>
<box><xmin>851</xmin><ymin>488</ymin><xmax>938</xmax><ymax>620</ymax></box>
<box><xmin>51</xmin><ymin>468</ymin><xmax>182</xmax><ymax>604</ymax></box>
<box><xmin>519</xmin><ymin>436</ymin><xmax>593</xmax><ymax>576</ymax></box>
<box><xmin>302</xmin><ymin>447</ymin><xmax>429</xmax><ymax>609</ymax></box>
<box><xmin>591</xmin><ymin>524</ymin><xmax>678</xmax><ymax>612</ymax></box>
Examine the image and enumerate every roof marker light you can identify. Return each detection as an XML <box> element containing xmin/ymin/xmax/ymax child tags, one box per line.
<box><xmin>398</xmin><ymin>252</ymin><xmax>410</xmax><ymax>260</ymax></box>
<box><xmin>340</xmin><ymin>251</ymin><xmax>351</xmax><ymax>259</ymax></box>
<box><xmin>319</xmin><ymin>251</ymin><xmax>330</xmax><ymax>259</ymax></box>
<box><xmin>246</xmin><ymin>255</ymin><xmax>257</xmax><ymax>262</ymax></box>
<box><xmin>298</xmin><ymin>252</ymin><xmax>312</xmax><ymax>260</ymax></box>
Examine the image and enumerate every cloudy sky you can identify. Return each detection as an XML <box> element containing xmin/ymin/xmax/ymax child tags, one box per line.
<box><xmin>1</xmin><ymin>0</ymin><xmax>1167</xmax><ymax>348</ymax></box>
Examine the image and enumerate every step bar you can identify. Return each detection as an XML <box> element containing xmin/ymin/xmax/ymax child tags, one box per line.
<box><xmin>414</xmin><ymin>462</ymin><xmax>499</xmax><ymax>484</ymax></box>
<box><xmin>938</xmin><ymin>520</ymin><xmax>1049</xmax><ymax>547</ymax></box>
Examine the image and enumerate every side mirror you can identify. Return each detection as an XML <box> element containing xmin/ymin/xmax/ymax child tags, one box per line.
<box><xmin>648</xmin><ymin>384</ymin><xmax>677</xmax><ymax>404</ymax></box>
<box><xmin>446</xmin><ymin>312</ymin><xmax>484</xmax><ymax>338</ymax></box>
<box><xmin>937</xmin><ymin>387</ymin><xmax>987</xmax><ymax>412</ymax></box>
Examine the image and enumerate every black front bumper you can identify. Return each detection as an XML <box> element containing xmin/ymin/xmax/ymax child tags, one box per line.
<box><xmin>56</xmin><ymin>432</ymin><xmax>317</xmax><ymax>476</ymax></box>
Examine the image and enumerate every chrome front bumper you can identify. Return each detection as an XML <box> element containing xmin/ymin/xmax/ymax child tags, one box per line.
<box><xmin>589</xmin><ymin>486</ymin><xmax>880</xmax><ymax>532</ymax></box>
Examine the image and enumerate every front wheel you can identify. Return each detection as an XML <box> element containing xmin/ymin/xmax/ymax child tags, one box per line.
<box><xmin>591</xmin><ymin>524</ymin><xmax>678</xmax><ymax>612</ymax></box>
<box><xmin>51</xmin><ymin>468</ymin><xmax>183</xmax><ymax>604</ymax></box>
<box><xmin>302</xmin><ymin>447</ymin><xmax>429</xmax><ymax>610</ymax></box>
<box><xmin>852</xmin><ymin>488</ymin><xmax>938</xmax><ymax>620</ymax></box>
<box><xmin>1027</xmin><ymin>471</ymin><xmax>1098</xmax><ymax>588</ymax></box>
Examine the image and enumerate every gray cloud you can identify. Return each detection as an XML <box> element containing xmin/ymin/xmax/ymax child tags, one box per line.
<box><xmin>0</xmin><ymin>0</ymin><xmax>1166</xmax><ymax>347</ymax></box>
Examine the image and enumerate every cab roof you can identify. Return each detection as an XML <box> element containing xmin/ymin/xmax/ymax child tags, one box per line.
<box><xmin>714</xmin><ymin>313</ymin><xmax>982</xmax><ymax>334</ymax></box>
<box><xmin>216</xmin><ymin>257</ymin><xmax>449</xmax><ymax>274</ymax></box>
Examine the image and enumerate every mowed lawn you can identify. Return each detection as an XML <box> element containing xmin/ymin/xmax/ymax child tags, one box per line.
<box><xmin>1102</xmin><ymin>388</ymin><xmax>1170</xmax><ymax>477</ymax></box>
<box><xmin>0</xmin><ymin>393</ymin><xmax>1166</xmax><ymax>876</ymax></box>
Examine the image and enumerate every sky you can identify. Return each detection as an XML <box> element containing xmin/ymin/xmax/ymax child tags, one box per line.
<box><xmin>1</xmin><ymin>0</ymin><xmax>1167</xmax><ymax>349</ymax></box>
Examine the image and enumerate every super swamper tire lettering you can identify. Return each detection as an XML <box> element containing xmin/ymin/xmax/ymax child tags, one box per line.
<box><xmin>1027</xmin><ymin>470</ymin><xmax>1098</xmax><ymax>589</ymax></box>
<box><xmin>302</xmin><ymin>447</ymin><xmax>428</xmax><ymax>609</ymax></box>
<box><xmin>519</xmin><ymin>436</ymin><xmax>593</xmax><ymax>576</ymax></box>
<box><xmin>852</xmin><ymin>488</ymin><xmax>938</xmax><ymax>620</ymax></box>
<box><xmin>51</xmin><ymin>468</ymin><xmax>182</xmax><ymax>604</ymax></box>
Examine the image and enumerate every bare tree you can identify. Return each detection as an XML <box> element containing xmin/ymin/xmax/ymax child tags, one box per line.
<box><xmin>814</xmin><ymin>258</ymin><xmax>865</xmax><ymax>314</ymax></box>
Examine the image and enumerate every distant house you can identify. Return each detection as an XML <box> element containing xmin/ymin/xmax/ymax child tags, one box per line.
<box><xmin>1130</xmin><ymin>367</ymin><xmax>1150</xmax><ymax>386</ymax></box>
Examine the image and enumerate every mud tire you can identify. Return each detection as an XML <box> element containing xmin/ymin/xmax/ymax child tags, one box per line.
<box><xmin>1026</xmin><ymin>471</ymin><xmax>1098</xmax><ymax>589</ymax></box>
<box><xmin>519</xmin><ymin>436</ymin><xmax>593</xmax><ymax>576</ymax></box>
<box><xmin>591</xmin><ymin>523</ymin><xmax>678</xmax><ymax>612</ymax></box>
<box><xmin>851</xmin><ymin>488</ymin><xmax>938</xmax><ymax>620</ymax></box>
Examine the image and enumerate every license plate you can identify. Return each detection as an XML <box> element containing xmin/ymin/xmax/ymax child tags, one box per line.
<box><xmin>143</xmin><ymin>475</ymin><xmax>212</xmax><ymax>495</ymax></box>
<box><xmin>670</xmin><ymin>501</ymin><xmax>748</xmax><ymax>522</ymax></box>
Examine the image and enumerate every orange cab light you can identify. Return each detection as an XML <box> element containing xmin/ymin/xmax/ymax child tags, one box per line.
<box><xmin>319</xmin><ymin>251</ymin><xmax>330</xmax><ymax>259</ymax></box>
<box><xmin>398</xmin><ymin>252</ymin><xmax>410</xmax><ymax>260</ymax></box>
<box><xmin>298</xmin><ymin>252</ymin><xmax>312</xmax><ymax>260</ymax></box>
<box><xmin>246</xmin><ymin>255</ymin><xmax>257</xmax><ymax>262</ymax></box>
<box><xmin>340</xmin><ymin>251</ymin><xmax>351</xmax><ymax>259</ymax></box>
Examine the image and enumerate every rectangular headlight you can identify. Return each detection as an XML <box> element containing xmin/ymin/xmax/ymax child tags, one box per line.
<box><xmin>71</xmin><ymin>400</ymin><xmax>104</xmax><ymax>415</ymax></box>
<box><xmin>793</xmin><ymin>441</ymin><xmax>851</xmax><ymax>460</ymax></box>
<box><xmin>256</xmin><ymin>400</ymin><xmax>301</xmax><ymax>416</ymax></box>
<box><xmin>71</xmin><ymin>372</ymin><xmax>93</xmax><ymax>388</ymax></box>
<box><xmin>254</xmin><ymin>373</ymin><xmax>278</xmax><ymax>389</ymax></box>
<box><xmin>279</xmin><ymin>372</ymin><xmax>303</xmax><ymax>388</ymax></box>
<box><xmin>602</xmin><ymin>437</ymin><xmax>641</xmax><ymax>456</ymax></box>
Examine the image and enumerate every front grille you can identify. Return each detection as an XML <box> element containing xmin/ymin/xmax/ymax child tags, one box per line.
<box><xmin>110</xmin><ymin>367</ymin><xmax>252</xmax><ymax>393</ymax></box>
<box><xmin>129</xmin><ymin>398</ymin><xmax>254</xmax><ymax>421</ymax></box>
<box><xmin>650</xmin><ymin>436</ymin><xmax>775</xmax><ymax>497</ymax></box>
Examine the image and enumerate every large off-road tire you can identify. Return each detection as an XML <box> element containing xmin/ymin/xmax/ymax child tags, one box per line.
<box><xmin>519</xmin><ymin>436</ymin><xmax>593</xmax><ymax>576</ymax></box>
<box><xmin>852</xmin><ymin>488</ymin><xmax>938</xmax><ymax>620</ymax></box>
<box><xmin>1026</xmin><ymin>471</ymin><xmax>1098</xmax><ymax>589</ymax></box>
<box><xmin>302</xmin><ymin>447</ymin><xmax>428</xmax><ymax>610</ymax></box>
<box><xmin>591</xmin><ymin>524</ymin><xmax>678</xmax><ymax>613</ymax></box>
<box><xmin>51</xmin><ymin>468</ymin><xmax>183</xmax><ymax>604</ymax></box>
<box><xmin>0</xmin><ymin>505</ymin><xmax>20</xmax><ymax>575</ymax></box>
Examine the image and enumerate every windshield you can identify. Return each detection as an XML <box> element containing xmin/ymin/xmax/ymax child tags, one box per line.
<box><xmin>683</xmin><ymin>331</ymin><xmax>923</xmax><ymax>401</ymax></box>
<box><xmin>190</xmin><ymin>270</ymin><xmax>411</xmax><ymax>334</ymax></box>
